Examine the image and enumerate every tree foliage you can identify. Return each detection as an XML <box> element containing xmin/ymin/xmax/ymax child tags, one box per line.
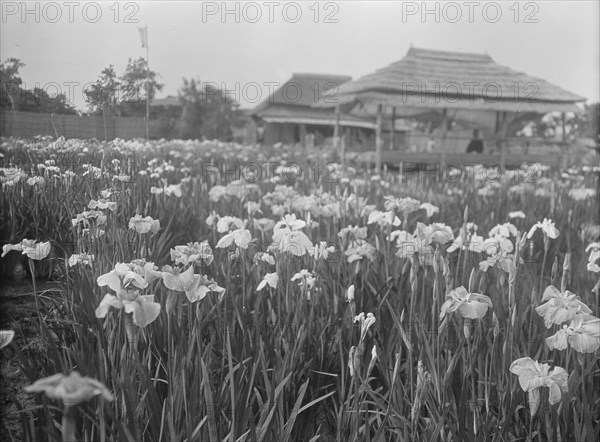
<box><xmin>177</xmin><ymin>78</ymin><xmax>241</xmax><ymax>140</ymax></box>
<box><xmin>83</xmin><ymin>65</ymin><xmax>121</xmax><ymax>116</ymax></box>
<box><xmin>1</xmin><ymin>58</ymin><xmax>76</xmax><ymax>114</ymax></box>
<box><xmin>84</xmin><ymin>59</ymin><xmax>163</xmax><ymax>117</ymax></box>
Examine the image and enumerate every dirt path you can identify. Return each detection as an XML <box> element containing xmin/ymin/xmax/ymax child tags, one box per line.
<box><xmin>0</xmin><ymin>280</ymin><xmax>60</xmax><ymax>441</ymax></box>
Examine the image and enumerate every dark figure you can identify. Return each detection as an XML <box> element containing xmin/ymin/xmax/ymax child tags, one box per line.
<box><xmin>256</xmin><ymin>125</ymin><xmax>265</xmax><ymax>145</ymax></box>
<box><xmin>466</xmin><ymin>129</ymin><xmax>484</xmax><ymax>154</ymax></box>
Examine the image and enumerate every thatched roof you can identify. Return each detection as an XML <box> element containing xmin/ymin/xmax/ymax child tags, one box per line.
<box><xmin>252</xmin><ymin>73</ymin><xmax>351</xmax><ymax>115</ymax></box>
<box><xmin>251</xmin><ymin>73</ymin><xmax>374</xmax><ymax>128</ymax></box>
<box><xmin>318</xmin><ymin>47</ymin><xmax>585</xmax><ymax>116</ymax></box>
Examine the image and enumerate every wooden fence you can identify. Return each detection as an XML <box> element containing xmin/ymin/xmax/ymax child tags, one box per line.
<box><xmin>0</xmin><ymin>110</ymin><xmax>160</xmax><ymax>140</ymax></box>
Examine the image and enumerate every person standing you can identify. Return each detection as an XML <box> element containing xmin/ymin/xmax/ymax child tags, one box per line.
<box><xmin>466</xmin><ymin>129</ymin><xmax>484</xmax><ymax>153</ymax></box>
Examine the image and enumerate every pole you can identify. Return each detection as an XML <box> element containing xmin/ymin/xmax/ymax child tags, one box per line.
<box><xmin>333</xmin><ymin>103</ymin><xmax>341</xmax><ymax>158</ymax></box>
<box><xmin>440</xmin><ymin>108</ymin><xmax>448</xmax><ymax>168</ymax></box>
<box><xmin>390</xmin><ymin>106</ymin><xmax>396</xmax><ymax>150</ymax></box>
<box><xmin>145</xmin><ymin>26</ymin><xmax>150</xmax><ymax>141</ymax></box>
<box><xmin>375</xmin><ymin>104</ymin><xmax>383</xmax><ymax>172</ymax></box>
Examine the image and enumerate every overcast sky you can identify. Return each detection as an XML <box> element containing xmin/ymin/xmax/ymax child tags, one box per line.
<box><xmin>1</xmin><ymin>1</ymin><xmax>598</xmax><ymax>110</ymax></box>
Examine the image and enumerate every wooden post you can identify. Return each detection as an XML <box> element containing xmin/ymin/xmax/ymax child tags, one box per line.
<box><xmin>333</xmin><ymin>104</ymin><xmax>341</xmax><ymax>157</ymax></box>
<box><xmin>561</xmin><ymin>112</ymin><xmax>568</xmax><ymax>168</ymax></box>
<box><xmin>390</xmin><ymin>106</ymin><xmax>396</xmax><ymax>150</ymax></box>
<box><xmin>499</xmin><ymin>111</ymin><xmax>509</xmax><ymax>169</ymax></box>
<box><xmin>375</xmin><ymin>104</ymin><xmax>383</xmax><ymax>172</ymax></box>
<box><xmin>299</xmin><ymin>124</ymin><xmax>307</xmax><ymax>148</ymax></box>
<box><xmin>440</xmin><ymin>108</ymin><xmax>448</xmax><ymax>168</ymax></box>
<box><xmin>340</xmin><ymin>127</ymin><xmax>346</xmax><ymax>165</ymax></box>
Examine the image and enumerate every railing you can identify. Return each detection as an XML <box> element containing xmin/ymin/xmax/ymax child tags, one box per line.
<box><xmin>342</xmin><ymin>133</ymin><xmax>570</xmax><ymax>169</ymax></box>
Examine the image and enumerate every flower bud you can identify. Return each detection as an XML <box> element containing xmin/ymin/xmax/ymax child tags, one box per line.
<box><xmin>346</xmin><ymin>285</ymin><xmax>355</xmax><ymax>303</ymax></box>
<box><xmin>468</xmin><ymin>268</ymin><xmax>476</xmax><ymax>293</ymax></box>
<box><xmin>551</xmin><ymin>256</ymin><xmax>559</xmax><ymax>282</ymax></box>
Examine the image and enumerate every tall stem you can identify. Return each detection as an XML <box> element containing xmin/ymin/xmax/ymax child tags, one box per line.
<box><xmin>28</xmin><ymin>258</ymin><xmax>46</xmax><ymax>343</ymax></box>
<box><xmin>62</xmin><ymin>406</ymin><xmax>76</xmax><ymax>442</ymax></box>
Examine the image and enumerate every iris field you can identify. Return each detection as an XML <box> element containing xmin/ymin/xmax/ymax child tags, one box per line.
<box><xmin>0</xmin><ymin>136</ymin><xmax>599</xmax><ymax>441</ymax></box>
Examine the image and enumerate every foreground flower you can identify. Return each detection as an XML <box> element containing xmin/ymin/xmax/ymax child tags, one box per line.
<box><xmin>257</xmin><ymin>272</ymin><xmax>279</xmax><ymax>291</ymax></box>
<box><xmin>346</xmin><ymin>285</ymin><xmax>355</xmax><ymax>302</ymax></box>
<box><xmin>96</xmin><ymin>262</ymin><xmax>161</xmax><ymax>327</ymax></box>
<box><xmin>545</xmin><ymin>314</ymin><xmax>600</xmax><ymax>353</ymax></box>
<box><xmin>419</xmin><ymin>202</ymin><xmax>439</xmax><ymax>218</ymax></box>
<box><xmin>2</xmin><ymin>239</ymin><xmax>51</xmax><ymax>260</ymax></box>
<box><xmin>586</xmin><ymin>242</ymin><xmax>600</xmax><ymax>273</ymax></box>
<box><xmin>354</xmin><ymin>312</ymin><xmax>376</xmax><ymax>343</ymax></box>
<box><xmin>88</xmin><ymin>199</ymin><xmax>117</xmax><ymax>212</ymax></box>
<box><xmin>25</xmin><ymin>371</ymin><xmax>113</xmax><ymax>407</ymax></box>
<box><xmin>527</xmin><ymin>218</ymin><xmax>559</xmax><ymax>240</ymax></box>
<box><xmin>161</xmin><ymin>265</ymin><xmax>225</xmax><ymax>302</ymax></box>
<box><xmin>170</xmin><ymin>241</ymin><xmax>213</xmax><ymax>266</ymax></box>
<box><xmin>68</xmin><ymin>253</ymin><xmax>95</xmax><ymax>267</ymax></box>
<box><xmin>129</xmin><ymin>215</ymin><xmax>160</xmax><ymax>234</ymax></box>
<box><xmin>5</xmin><ymin>239</ymin><xmax>50</xmax><ymax>262</ymax></box>
<box><xmin>535</xmin><ymin>285</ymin><xmax>592</xmax><ymax>328</ymax></box>
<box><xmin>509</xmin><ymin>357</ymin><xmax>568</xmax><ymax>416</ymax></box>
<box><xmin>509</xmin><ymin>211</ymin><xmax>526</xmax><ymax>219</ymax></box>
<box><xmin>291</xmin><ymin>270</ymin><xmax>315</xmax><ymax>293</ymax></box>
<box><xmin>0</xmin><ymin>330</ymin><xmax>14</xmax><ymax>349</ymax></box>
<box><xmin>439</xmin><ymin>286</ymin><xmax>493</xmax><ymax>320</ymax></box>
<box><xmin>367</xmin><ymin>210</ymin><xmax>401</xmax><ymax>228</ymax></box>
<box><xmin>217</xmin><ymin>228</ymin><xmax>252</xmax><ymax>250</ymax></box>
<box><xmin>384</xmin><ymin>196</ymin><xmax>421</xmax><ymax>215</ymax></box>
<box><xmin>411</xmin><ymin>360</ymin><xmax>432</xmax><ymax>423</ymax></box>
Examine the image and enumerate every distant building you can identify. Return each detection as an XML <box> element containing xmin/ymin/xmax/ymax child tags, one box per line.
<box><xmin>249</xmin><ymin>73</ymin><xmax>375</xmax><ymax>149</ymax></box>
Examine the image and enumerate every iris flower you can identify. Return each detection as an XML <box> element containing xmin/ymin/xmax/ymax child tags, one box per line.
<box><xmin>308</xmin><ymin>241</ymin><xmax>335</xmax><ymax>261</ymax></box>
<box><xmin>367</xmin><ymin>210</ymin><xmax>401</xmax><ymax>227</ymax></box>
<box><xmin>384</xmin><ymin>196</ymin><xmax>421</xmax><ymax>215</ymax></box>
<box><xmin>88</xmin><ymin>199</ymin><xmax>117</xmax><ymax>212</ymax></box>
<box><xmin>129</xmin><ymin>215</ymin><xmax>160</xmax><ymax>234</ymax></box>
<box><xmin>509</xmin><ymin>357</ymin><xmax>568</xmax><ymax>416</ymax></box>
<box><xmin>95</xmin><ymin>262</ymin><xmax>161</xmax><ymax>327</ymax></box>
<box><xmin>217</xmin><ymin>216</ymin><xmax>245</xmax><ymax>233</ymax></box>
<box><xmin>439</xmin><ymin>286</ymin><xmax>493</xmax><ymax>321</ymax></box>
<box><xmin>170</xmin><ymin>241</ymin><xmax>213</xmax><ymax>266</ymax></box>
<box><xmin>535</xmin><ymin>285</ymin><xmax>592</xmax><ymax>328</ymax></box>
<box><xmin>2</xmin><ymin>239</ymin><xmax>51</xmax><ymax>260</ymax></box>
<box><xmin>161</xmin><ymin>265</ymin><xmax>225</xmax><ymax>302</ymax></box>
<box><xmin>217</xmin><ymin>228</ymin><xmax>252</xmax><ymax>250</ymax></box>
<box><xmin>0</xmin><ymin>330</ymin><xmax>14</xmax><ymax>349</ymax></box>
<box><xmin>25</xmin><ymin>371</ymin><xmax>113</xmax><ymax>407</ymax></box>
<box><xmin>545</xmin><ymin>314</ymin><xmax>600</xmax><ymax>353</ymax></box>
<box><xmin>272</xmin><ymin>215</ymin><xmax>313</xmax><ymax>256</ymax></box>
<box><xmin>419</xmin><ymin>202</ymin><xmax>439</xmax><ymax>218</ymax></box>
<box><xmin>527</xmin><ymin>218</ymin><xmax>559</xmax><ymax>239</ymax></box>
<box><xmin>257</xmin><ymin>272</ymin><xmax>279</xmax><ymax>291</ymax></box>
<box><xmin>291</xmin><ymin>270</ymin><xmax>315</xmax><ymax>293</ymax></box>
<box><xmin>354</xmin><ymin>312</ymin><xmax>376</xmax><ymax>343</ymax></box>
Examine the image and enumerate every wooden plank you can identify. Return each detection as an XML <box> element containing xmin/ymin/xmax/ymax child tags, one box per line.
<box><xmin>361</xmin><ymin>151</ymin><xmax>561</xmax><ymax>168</ymax></box>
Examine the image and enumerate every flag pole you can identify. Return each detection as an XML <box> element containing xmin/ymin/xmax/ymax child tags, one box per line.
<box><xmin>145</xmin><ymin>25</ymin><xmax>150</xmax><ymax>140</ymax></box>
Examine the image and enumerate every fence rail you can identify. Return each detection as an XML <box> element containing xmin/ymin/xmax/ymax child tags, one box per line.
<box><xmin>0</xmin><ymin>110</ymin><xmax>159</xmax><ymax>140</ymax></box>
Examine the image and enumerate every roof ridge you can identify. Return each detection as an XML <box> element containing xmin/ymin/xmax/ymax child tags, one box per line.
<box><xmin>407</xmin><ymin>47</ymin><xmax>493</xmax><ymax>62</ymax></box>
<box><xmin>291</xmin><ymin>73</ymin><xmax>352</xmax><ymax>80</ymax></box>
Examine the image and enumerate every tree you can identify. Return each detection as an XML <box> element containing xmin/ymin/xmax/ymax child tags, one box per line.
<box><xmin>0</xmin><ymin>58</ymin><xmax>25</xmax><ymax>110</ymax></box>
<box><xmin>177</xmin><ymin>78</ymin><xmax>240</xmax><ymax>140</ymax></box>
<box><xmin>119</xmin><ymin>57</ymin><xmax>163</xmax><ymax>117</ymax></box>
<box><xmin>84</xmin><ymin>65</ymin><xmax>121</xmax><ymax>116</ymax></box>
<box><xmin>511</xmin><ymin>104</ymin><xmax>599</xmax><ymax>145</ymax></box>
<box><xmin>19</xmin><ymin>87</ymin><xmax>77</xmax><ymax>115</ymax></box>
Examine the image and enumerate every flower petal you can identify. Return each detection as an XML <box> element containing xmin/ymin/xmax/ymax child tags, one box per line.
<box><xmin>95</xmin><ymin>294</ymin><xmax>123</xmax><ymax>318</ymax></box>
